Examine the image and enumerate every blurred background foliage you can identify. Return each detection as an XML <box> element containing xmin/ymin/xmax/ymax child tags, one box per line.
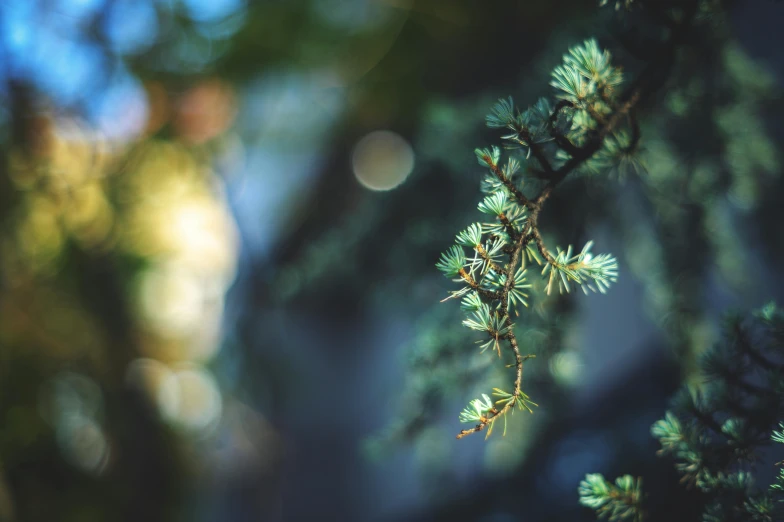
<box><xmin>0</xmin><ymin>0</ymin><xmax>783</xmax><ymax>521</ymax></box>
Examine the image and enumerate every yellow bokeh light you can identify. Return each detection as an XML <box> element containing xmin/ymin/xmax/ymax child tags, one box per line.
<box><xmin>170</xmin><ymin>365</ymin><xmax>222</xmax><ymax>433</ymax></box>
<box><xmin>135</xmin><ymin>263</ymin><xmax>225</xmax><ymax>360</ymax></box>
<box><xmin>116</xmin><ymin>140</ymin><xmax>238</xmax><ymax>363</ymax></box>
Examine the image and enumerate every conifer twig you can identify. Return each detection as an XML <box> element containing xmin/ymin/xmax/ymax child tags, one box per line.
<box><xmin>447</xmin><ymin>4</ymin><xmax>699</xmax><ymax>439</ymax></box>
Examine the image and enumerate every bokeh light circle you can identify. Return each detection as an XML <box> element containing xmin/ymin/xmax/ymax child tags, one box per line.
<box><xmin>352</xmin><ymin>130</ymin><xmax>414</xmax><ymax>191</ymax></box>
<box><xmin>56</xmin><ymin>415</ymin><xmax>110</xmax><ymax>474</ymax></box>
<box><xmin>170</xmin><ymin>365</ymin><xmax>222</xmax><ymax>433</ymax></box>
<box><xmin>125</xmin><ymin>358</ymin><xmax>180</xmax><ymax>420</ymax></box>
<box><xmin>126</xmin><ymin>359</ymin><xmax>222</xmax><ymax>433</ymax></box>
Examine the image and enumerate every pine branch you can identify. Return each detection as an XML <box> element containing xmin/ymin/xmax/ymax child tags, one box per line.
<box><xmin>442</xmin><ymin>1</ymin><xmax>701</xmax><ymax>441</ymax></box>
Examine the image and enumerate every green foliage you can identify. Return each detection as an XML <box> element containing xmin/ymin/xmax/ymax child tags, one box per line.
<box><xmin>772</xmin><ymin>424</ymin><xmax>784</xmax><ymax>500</ymax></box>
<box><xmin>484</xmin><ymin>267</ymin><xmax>531</xmax><ymax>312</ymax></box>
<box><xmin>484</xmin><ymin>38</ymin><xmax>629</xmax><ymax>163</ymax></box>
<box><xmin>459</xmin><ymin>394</ymin><xmax>495</xmax><ymax>424</ymax></box>
<box><xmin>551</xmin><ymin>39</ymin><xmax>621</xmax><ymax>119</ymax></box>
<box><xmin>575</xmin><ymin>130</ymin><xmax>645</xmax><ymax>178</ymax></box>
<box><xmin>493</xmin><ymin>388</ymin><xmax>538</xmax><ymax>414</ymax></box>
<box><xmin>455</xmin><ymin>223</ymin><xmax>484</xmax><ymax>248</ymax></box>
<box><xmin>436</xmin><ymin>246</ymin><xmax>467</xmax><ymax>278</ymax></box>
<box><xmin>581</xmin><ymin>304</ymin><xmax>784</xmax><ymax>521</ymax></box>
<box><xmin>579</xmin><ymin>474</ymin><xmax>645</xmax><ymax>522</ymax></box>
<box><xmin>485</xmin><ymin>97</ymin><xmax>518</xmax><ymax>130</ymax></box>
<box><xmin>541</xmin><ymin>241</ymin><xmax>619</xmax><ymax>295</ymax></box>
<box><xmin>475</xmin><ymin>146</ymin><xmax>502</xmax><ymax>168</ymax></box>
<box><xmin>600</xmin><ymin>0</ymin><xmax>636</xmax><ymax>11</ymax></box>
<box><xmin>441</xmin><ymin>37</ymin><xmax>638</xmax><ymax>440</ymax></box>
<box><xmin>478</xmin><ymin>192</ymin><xmax>527</xmax><ymax>238</ymax></box>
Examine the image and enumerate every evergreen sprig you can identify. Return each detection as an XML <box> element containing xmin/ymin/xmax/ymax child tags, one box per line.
<box><xmin>442</xmin><ymin>0</ymin><xmax>704</xmax><ymax>440</ymax></box>
<box><xmin>579</xmin><ymin>474</ymin><xmax>645</xmax><ymax>522</ymax></box>
<box><xmin>458</xmin><ymin>394</ymin><xmax>495</xmax><ymax>424</ymax></box>
<box><xmin>483</xmin><ymin>266</ymin><xmax>531</xmax><ymax>312</ymax></box>
<box><xmin>435</xmin><ymin>245</ymin><xmax>466</xmax><ymax>279</ymax></box>
<box><xmin>436</xmin><ymin>35</ymin><xmax>653</xmax><ymax>440</ymax></box>
<box><xmin>541</xmin><ymin>241</ymin><xmax>619</xmax><ymax>295</ymax></box>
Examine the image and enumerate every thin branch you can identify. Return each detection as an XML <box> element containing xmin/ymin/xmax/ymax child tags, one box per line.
<box><xmin>548</xmin><ymin>100</ymin><xmax>582</xmax><ymax>156</ymax></box>
<box><xmin>457</xmin><ymin>268</ymin><xmax>501</xmax><ymax>301</ymax></box>
<box><xmin>486</xmin><ymin>160</ymin><xmax>533</xmax><ymax>210</ymax></box>
<box><xmin>517</xmin><ymin>128</ymin><xmax>555</xmax><ymax>176</ymax></box>
<box><xmin>497</xmin><ymin>212</ymin><xmax>521</xmax><ymax>241</ymax></box>
<box><xmin>530</xmin><ymin>227</ymin><xmax>557</xmax><ymax>266</ymax></box>
<box><xmin>457</xmin><ymin>228</ymin><xmax>530</xmax><ymax>439</ymax></box>
<box><xmin>475</xmin><ymin>244</ymin><xmax>504</xmax><ymax>274</ymax></box>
